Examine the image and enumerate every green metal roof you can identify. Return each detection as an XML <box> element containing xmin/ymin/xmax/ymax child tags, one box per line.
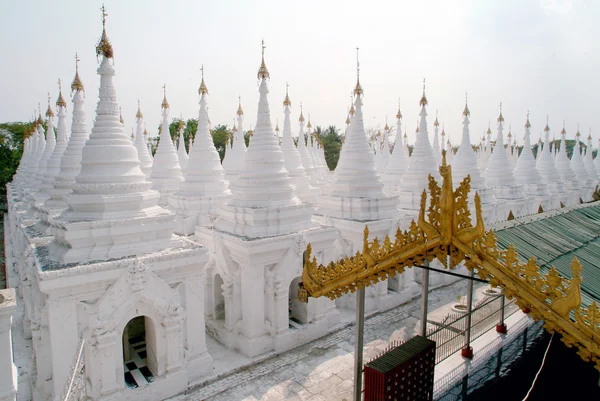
<box><xmin>491</xmin><ymin>202</ymin><xmax>600</xmax><ymax>308</ymax></box>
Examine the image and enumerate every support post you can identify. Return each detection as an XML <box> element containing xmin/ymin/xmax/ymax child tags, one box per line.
<box><xmin>496</xmin><ymin>293</ymin><xmax>507</xmax><ymax>334</ymax></box>
<box><xmin>420</xmin><ymin>260</ymin><xmax>430</xmax><ymax>337</ymax></box>
<box><xmin>353</xmin><ymin>286</ymin><xmax>365</xmax><ymax>401</ymax></box>
<box><xmin>461</xmin><ymin>268</ymin><xmax>474</xmax><ymax>359</ymax></box>
<box><xmin>0</xmin><ymin>289</ymin><xmax>17</xmax><ymax>401</ymax></box>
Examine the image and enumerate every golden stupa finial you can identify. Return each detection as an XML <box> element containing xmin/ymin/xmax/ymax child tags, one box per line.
<box><xmin>177</xmin><ymin>114</ymin><xmax>185</xmax><ymax>131</ymax></box>
<box><xmin>353</xmin><ymin>47</ymin><xmax>363</xmax><ymax>96</ymax></box>
<box><xmin>384</xmin><ymin>117</ymin><xmax>389</xmax><ymax>131</ymax></box>
<box><xmin>434</xmin><ymin>109</ymin><xmax>439</xmax><ymax>127</ymax></box>
<box><xmin>507</xmin><ymin>125</ymin><xmax>512</xmax><ymax>138</ymax></box>
<box><xmin>257</xmin><ymin>39</ymin><xmax>270</xmax><ymax>80</ymax></box>
<box><xmin>45</xmin><ymin>93</ymin><xmax>55</xmax><ymax>117</ymax></box>
<box><xmin>544</xmin><ymin>115</ymin><xmax>550</xmax><ymax>132</ymax></box>
<box><xmin>349</xmin><ymin>95</ymin><xmax>356</xmax><ymax>115</ymax></box>
<box><xmin>345</xmin><ymin>114</ymin><xmax>351</xmax><ymax>125</ymax></box>
<box><xmin>588</xmin><ymin>127</ymin><xmax>592</xmax><ymax>141</ymax></box>
<box><xmin>404</xmin><ymin>126</ymin><xmax>407</xmax><ymax>138</ymax></box>
<box><xmin>119</xmin><ymin>107</ymin><xmax>124</xmax><ymax>124</ymax></box>
<box><xmin>236</xmin><ymin>95</ymin><xmax>243</xmax><ymax>116</ymax></box>
<box><xmin>441</xmin><ymin>124</ymin><xmax>446</xmax><ymax>137</ymax></box>
<box><xmin>497</xmin><ymin>102</ymin><xmax>504</xmax><ymax>123</ymax></box>
<box><xmin>299</xmin><ymin>103</ymin><xmax>305</xmax><ymax>123</ymax></box>
<box><xmin>283</xmin><ymin>82</ymin><xmax>291</xmax><ymax>107</ymax></box>
<box><xmin>419</xmin><ymin>78</ymin><xmax>428</xmax><ymax>106</ymax></box>
<box><xmin>198</xmin><ymin>65</ymin><xmax>208</xmax><ymax>95</ymax></box>
<box><xmin>525</xmin><ymin>110</ymin><xmax>531</xmax><ymax>129</ymax></box>
<box><xmin>131</xmin><ymin>128</ymin><xmax>134</xmax><ymax>140</ymax></box>
<box><xmin>71</xmin><ymin>53</ymin><xmax>84</xmax><ymax>93</ymax></box>
<box><xmin>136</xmin><ymin>99</ymin><xmax>143</xmax><ymax>119</ymax></box>
<box><xmin>415</xmin><ymin>120</ymin><xmax>419</xmax><ymax>133</ymax></box>
<box><xmin>561</xmin><ymin>120</ymin><xmax>566</xmax><ymax>136</ymax></box>
<box><xmin>576</xmin><ymin>124</ymin><xmax>581</xmax><ymax>137</ymax></box>
<box><xmin>31</xmin><ymin>109</ymin><xmax>38</xmax><ymax>128</ymax></box>
<box><xmin>396</xmin><ymin>98</ymin><xmax>402</xmax><ymax>120</ymax></box>
<box><xmin>161</xmin><ymin>84</ymin><xmax>169</xmax><ymax>109</ymax></box>
<box><xmin>56</xmin><ymin>78</ymin><xmax>67</xmax><ymax>108</ymax></box>
<box><xmin>96</xmin><ymin>4</ymin><xmax>113</xmax><ymax>59</ymax></box>
<box><xmin>144</xmin><ymin>123</ymin><xmax>148</xmax><ymax>136</ymax></box>
<box><xmin>232</xmin><ymin>118</ymin><xmax>237</xmax><ymax>132</ymax></box>
<box><xmin>307</xmin><ymin>113</ymin><xmax>312</xmax><ymax>129</ymax></box>
<box><xmin>487</xmin><ymin>119</ymin><xmax>492</xmax><ymax>135</ymax></box>
<box><xmin>463</xmin><ymin>92</ymin><xmax>470</xmax><ymax>117</ymax></box>
<box><xmin>275</xmin><ymin>119</ymin><xmax>280</xmax><ymax>132</ymax></box>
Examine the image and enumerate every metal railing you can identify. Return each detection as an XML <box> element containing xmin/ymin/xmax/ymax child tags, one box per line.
<box><xmin>427</xmin><ymin>294</ymin><xmax>519</xmax><ymax>364</ymax></box>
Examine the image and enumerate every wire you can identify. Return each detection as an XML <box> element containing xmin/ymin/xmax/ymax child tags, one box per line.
<box><xmin>522</xmin><ymin>333</ymin><xmax>554</xmax><ymax>401</ymax></box>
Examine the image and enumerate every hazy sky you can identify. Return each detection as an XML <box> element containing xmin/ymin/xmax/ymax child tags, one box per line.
<box><xmin>1</xmin><ymin>0</ymin><xmax>598</xmax><ymax>146</ymax></box>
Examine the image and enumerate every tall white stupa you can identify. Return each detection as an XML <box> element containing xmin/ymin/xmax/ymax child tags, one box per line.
<box><xmin>555</xmin><ymin>124</ymin><xmax>582</xmax><ymax>205</ymax></box>
<box><xmin>223</xmin><ymin>98</ymin><xmax>247</xmax><ymax>184</ymax></box>
<box><xmin>570</xmin><ymin>127</ymin><xmax>594</xmax><ymax>201</ymax></box>
<box><xmin>535</xmin><ymin>118</ymin><xmax>567</xmax><ymax>209</ymax></box>
<box><xmin>133</xmin><ymin>100</ymin><xmax>154</xmax><ymax>178</ymax></box>
<box><xmin>383</xmin><ymin>104</ymin><xmax>408</xmax><ymax>194</ymax></box>
<box><xmin>48</xmin><ymin>14</ymin><xmax>177</xmax><ymax>263</ymax></box>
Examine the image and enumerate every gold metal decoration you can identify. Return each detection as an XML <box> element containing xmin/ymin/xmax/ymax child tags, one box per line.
<box><xmin>257</xmin><ymin>39</ymin><xmax>270</xmax><ymax>80</ymax></box>
<box><xmin>71</xmin><ymin>53</ymin><xmax>85</xmax><ymax>93</ymax></box>
<box><xmin>45</xmin><ymin>93</ymin><xmax>55</xmax><ymax>118</ymax></box>
<box><xmin>283</xmin><ymin>83</ymin><xmax>291</xmax><ymax>107</ymax></box>
<box><xmin>161</xmin><ymin>84</ymin><xmax>169</xmax><ymax>110</ymax></box>
<box><xmin>199</xmin><ymin>65</ymin><xmax>208</xmax><ymax>95</ymax></box>
<box><xmin>300</xmin><ymin>151</ymin><xmax>600</xmax><ymax>371</ymax></box>
<box><xmin>56</xmin><ymin>79</ymin><xmax>67</xmax><ymax>108</ymax></box>
<box><xmin>96</xmin><ymin>5</ymin><xmax>114</xmax><ymax>59</ymax></box>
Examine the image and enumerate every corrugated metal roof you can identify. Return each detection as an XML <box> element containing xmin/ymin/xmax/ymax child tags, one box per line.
<box><xmin>491</xmin><ymin>202</ymin><xmax>600</xmax><ymax>307</ymax></box>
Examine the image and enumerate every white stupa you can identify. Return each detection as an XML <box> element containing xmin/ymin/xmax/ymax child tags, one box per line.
<box><xmin>176</xmin><ymin>119</ymin><xmax>189</xmax><ymax>172</ymax></box>
<box><xmin>32</xmin><ymin>100</ymin><xmax>56</xmax><ymax>189</ymax></box>
<box><xmin>297</xmin><ymin>111</ymin><xmax>318</xmax><ymax>186</ymax></box>
<box><xmin>214</xmin><ymin>42</ymin><xmax>313</xmax><ymax>238</ymax></box>
<box><xmin>39</xmin><ymin>54</ymin><xmax>90</xmax><ymax>226</ymax></box>
<box><xmin>168</xmin><ymin>68</ymin><xmax>230</xmax><ymax>235</ymax></box>
<box><xmin>318</xmin><ymin>66</ymin><xmax>397</xmax><ymax>220</ymax></box>
<box><xmin>535</xmin><ymin>118</ymin><xmax>567</xmax><ymax>209</ymax></box>
<box><xmin>378</xmin><ymin>121</ymin><xmax>391</xmax><ymax>172</ymax></box>
<box><xmin>570</xmin><ymin>127</ymin><xmax>593</xmax><ymax>201</ymax></box>
<box><xmin>451</xmin><ymin>97</ymin><xmax>497</xmax><ymax>224</ymax></box>
<box><xmin>513</xmin><ymin>113</ymin><xmax>549</xmax><ymax>213</ymax></box>
<box><xmin>383</xmin><ymin>104</ymin><xmax>408</xmax><ymax>194</ymax></box>
<box><xmin>279</xmin><ymin>85</ymin><xmax>315</xmax><ymax>202</ymax></box>
<box><xmin>482</xmin><ymin>105</ymin><xmax>526</xmax><ymax>219</ymax></box>
<box><xmin>133</xmin><ymin>100</ymin><xmax>154</xmax><ymax>177</ymax></box>
<box><xmin>48</xmin><ymin>17</ymin><xmax>177</xmax><ymax>263</ymax></box>
<box><xmin>432</xmin><ymin>112</ymin><xmax>442</xmax><ymax>167</ymax></box>
<box><xmin>594</xmin><ymin>138</ymin><xmax>600</xmax><ymax>176</ymax></box>
<box><xmin>555</xmin><ymin>124</ymin><xmax>582</xmax><ymax>205</ymax></box>
<box><xmin>35</xmin><ymin>82</ymin><xmax>70</xmax><ymax>208</ymax></box>
<box><xmin>149</xmin><ymin>85</ymin><xmax>184</xmax><ymax>205</ymax></box>
<box><xmin>396</xmin><ymin>81</ymin><xmax>439</xmax><ymax>213</ymax></box>
<box><xmin>223</xmin><ymin>99</ymin><xmax>247</xmax><ymax>184</ymax></box>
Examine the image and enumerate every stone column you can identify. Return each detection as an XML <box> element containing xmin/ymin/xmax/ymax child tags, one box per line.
<box><xmin>273</xmin><ymin>276</ymin><xmax>288</xmax><ymax>334</ymax></box>
<box><xmin>95</xmin><ymin>330</ymin><xmax>119</xmax><ymax>396</ymax></box>
<box><xmin>163</xmin><ymin>316</ymin><xmax>183</xmax><ymax>375</ymax></box>
<box><xmin>240</xmin><ymin>263</ymin><xmax>265</xmax><ymax>340</ymax></box>
<box><xmin>0</xmin><ymin>289</ymin><xmax>17</xmax><ymax>401</ymax></box>
<box><xmin>183</xmin><ymin>275</ymin><xmax>208</xmax><ymax>359</ymax></box>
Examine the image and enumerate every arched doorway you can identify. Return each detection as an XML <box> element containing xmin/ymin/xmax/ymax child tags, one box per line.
<box><xmin>122</xmin><ymin>316</ymin><xmax>155</xmax><ymax>389</ymax></box>
<box><xmin>213</xmin><ymin>274</ymin><xmax>226</xmax><ymax>320</ymax></box>
<box><xmin>289</xmin><ymin>276</ymin><xmax>308</xmax><ymax>328</ymax></box>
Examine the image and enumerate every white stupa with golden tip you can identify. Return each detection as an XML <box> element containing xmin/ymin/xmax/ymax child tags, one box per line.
<box><xmin>223</xmin><ymin>98</ymin><xmax>248</xmax><ymax>184</ymax></box>
<box><xmin>35</xmin><ymin>82</ymin><xmax>70</xmax><ymax>209</ymax></box>
<box><xmin>48</xmin><ymin>16</ymin><xmax>177</xmax><ymax>264</ymax></box>
<box><xmin>535</xmin><ymin>118</ymin><xmax>568</xmax><ymax>209</ymax></box>
<box><xmin>570</xmin><ymin>127</ymin><xmax>594</xmax><ymax>201</ymax></box>
<box><xmin>33</xmin><ymin>99</ymin><xmax>56</xmax><ymax>190</ymax></box>
<box><xmin>555</xmin><ymin>124</ymin><xmax>582</xmax><ymax>205</ymax></box>
<box><xmin>297</xmin><ymin>109</ymin><xmax>318</xmax><ymax>186</ymax></box>
<box><xmin>383</xmin><ymin>104</ymin><xmax>408</xmax><ymax>193</ymax></box>
<box><xmin>176</xmin><ymin>118</ymin><xmax>189</xmax><ymax>172</ymax></box>
<box><xmin>512</xmin><ymin>113</ymin><xmax>550</xmax><ymax>213</ymax></box>
<box><xmin>432</xmin><ymin>111</ymin><xmax>442</xmax><ymax>167</ymax></box>
<box><xmin>396</xmin><ymin>81</ymin><xmax>439</xmax><ymax>213</ymax></box>
<box><xmin>451</xmin><ymin>97</ymin><xmax>498</xmax><ymax>224</ymax></box>
<box><xmin>482</xmin><ymin>105</ymin><xmax>526</xmax><ymax>219</ymax></box>
<box><xmin>168</xmin><ymin>68</ymin><xmax>230</xmax><ymax>235</ymax></box>
<box><xmin>279</xmin><ymin>85</ymin><xmax>316</xmax><ymax>203</ymax></box>
<box><xmin>149</xmin><ymin>85</ymin><xmax>184</xmax><ymax>205</ymax></box>
<box><xmin>318</xmin><ymin>66</ymin><xmax>397</xmax><ymax>221</ymax></box>
<box><xmin>214</xmin><ymin>42</ymin><xmax>313</xmax><ymax>238</ymax></box>
<box><xmin>38</xmin><ymin>54</ymin><xmax>91</xmax><ymax>230</ymax></box>
<box><xmin>133</xmin><ymin>100</ymin><xmax>154</xmax><ymax>177</ymax></box>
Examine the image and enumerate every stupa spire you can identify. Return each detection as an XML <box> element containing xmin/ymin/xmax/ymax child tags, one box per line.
<box><xmin>383</xmin><ymin>101</ymin><xmax>408</xmax><ymax>192</ymax></box>
<box><xmin>223</xmin><ymin>96</ymin><xmax>247</xmax><ymax>183</ymax></box>
<box><xmin>133</xmin><ymin>100</ymin><xmax>153</xmax><ymax>177</ymax></box>
<box><xmin>513</xmin><ymin>111</ymin><xmax>547</xmax><ymax>208</ymax></box>
<box><xmin>71</xmin><ymin>53</ymin><xmax>84</xmax><ymax>93</ymax></box>
<box><xmin>583</xmin><ymin>128</ymin><xmax>598</xmax><ymax>183</ymax></box>
<box><xmin>176</xmin><ymin>117</ymin><xmax>189</xmax><ymax>172</ymax></box>
<box><xmin>215</xmin><ymin>40</ymin><xmax>312</xmax><ymax>238</ymax></box>
<box><xmin>432</xmin><ymin>109</ymin><xmax>441</xmax><ymax>166</ymax></box>
<box><xmin>570</xmin><ymin>124</ymin><xmax>593</xmax><ymax>197</ymax></box>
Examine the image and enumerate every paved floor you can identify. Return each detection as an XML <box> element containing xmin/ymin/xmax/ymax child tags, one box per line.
<box><xmin>172</xmin><ymin>280</ymin><xmax>478</xmax><ymax>401</ymax></box>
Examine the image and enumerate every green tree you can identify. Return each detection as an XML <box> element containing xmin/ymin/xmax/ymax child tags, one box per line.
<box><xmin>320</xmin><ymin>125</ymin><xmax>342</xmax><ymax>170</ymax></box>
<box><xmin>211</xmin><ymin>124</ymin><xmax>230</xmax><ymax>161</ymax></box>
<box><xmin>0</xmin><ymin>122</ymin><xmax>35</xmax><ymax>195</ymax></box>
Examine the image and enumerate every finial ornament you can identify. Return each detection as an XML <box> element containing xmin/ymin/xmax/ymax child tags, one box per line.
<box><xmin>96</xmin><ymin>4</ymin><xmax>113</xmax><ymax>59</ymax></box>
<box><xmin>37</xmin><ymin>103</ymin><xmax>44</xmax><ymax>124</ymax></box>
<box><xmin>349</xmin><ymin>95</ymin><xmax>356</xmax><ymax>115</ymax></box>
<box><xmin>198</xmin><ymin>65</ymin><xmax>208</xmax><ymax>95</ymax></box>
<box><xmin>384</xmin><ymin>116</ymin><xmax>389</xmax><ymax>131</ymax></box>
<box><xmin>353</xmin><ymin>47</ymin><xmax>363</xmax><ymax>96</ymax></box>
<box><xmin>56</xmin><ymin>78</ymin><xmax>67</xmax><ymax>108</ymax></box>
<box><xmin>463</xmin><ymin>92</ymin><xmax>470</xmax><ymax>117</ymax></box>
<box><xmin>161</xmin><ymin>84</ymin><xmax>169</xmax><ymax>109</ymax></box>
<box><xmin>544</xmin><ymin>115</ymin><xmax>550</xmax><ymax>132</ymax></box>
<box><xmin>299</xmin><ymin>103</ymin><xmax>305</xmax><ymax>123</ymax></box>
<box><xmin>136</xmin><ymin>99</ymin><xmax>143</xmax><ymax>119</ymax></box>
<box><xmin>71</xmin><ymin>52</ymin><xmax>84</xmax><ymax>93</ymax></box>
<box><xmin>45</xmin><ymin>93</ymin><xmax>55</xmax><ymax>117</ymax></box>
<box><xmin>144</xmin><ymin>123</ymin><xmax>148</xmax><ymax>135</ymax></box>
<box><xmin>307</xmin><ymin>113</ymin><xmax>312</xmax><ymax>129</ymax></box>
<box><xmin>419</xmin><ymin>78</ymin><xmax>428</xmax><ymax>106</ymax></box>
<box><xmin>119</xmin><ymin>107</ymin><xmax>124</xmax><ymax>124</ymax></box>
<box><xmin>237</xmin><ymin>95</ymin><xmax>244</xmax><ymax>116</ymax></box>
<box><xmin>525</xmin><ymin>110</ymin><xmax>531</xmax><ymax>129</ymax></box>
<box><xmin>588</xmin><ymin>127</ymin><xmax>592</xmax><ymax>141</ymax></box>
<box><xmin>576</xmin><ymin>124</ymin><xmax>581</xmax><ymax>137</ymax></box>
<box><xmin>487</xmin><ymin>119</ymin><xmax>492</xmax><ymax>134</ymax></box>
<box><xmin>434</xmin><ymin>109</ymin><xmax>440</xmax><ymax>126</ymax></box>
<box><xmin>283</xmin><ymin>82</ymin><xmax>291</xmax><ymax>107</ymax></box>
<box><xmin>497</xmin><ymin>102</ymin><xmax>504</xmax><ymax>123</ymax></box>
<box><xmin>257</xmin><ymin>39</ymin><xmax>270</xmax><ymax>80</ymax></box>
<box><xmin>396</xmin><ymin>98</ymin><xmax>402</xmax><ymax>119</ymax></box>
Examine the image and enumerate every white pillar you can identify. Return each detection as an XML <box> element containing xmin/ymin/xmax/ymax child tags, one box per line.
<box><xmin>47</xmin><ymin>296</ymin><xmax>79</xmax><ymax>396</ymax></box>
<box><xmin>0</xmin><ymin>289</ymin><xmax>18</xmax><ymax>401</ymax></box>
<box><xmin>240</xmin><ymin>263</ymin><xmax>265</xmax><ymax>343</ymax></box>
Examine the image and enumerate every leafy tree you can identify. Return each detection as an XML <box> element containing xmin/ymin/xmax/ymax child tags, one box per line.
<box><xmin>0</xmin><ymin>122</ymin><xmax>35</xmax><ymax>195</ymax></box>
<box><xmin>320</xmin><ymin>125</ymin><xmax>342</xmax><ymax>170</ymax></box>
<box><xmin>211</xmin><ymin>124</ymin><xmax>230</xmax><ymax>161</ymax></box>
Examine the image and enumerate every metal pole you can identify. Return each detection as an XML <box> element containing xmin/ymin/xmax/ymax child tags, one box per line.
<box><xmin>420</xmin><ymin>259</ymin><xmax>430</xmax><ymax>337</ymax></box>
<box><xmin>462</xmin><ymin>268</ymin><xmax>475</xmax><ymax>359</ymax></box>
<box><xmin>353</xmin><ymin>286</ymin><xmax>366</xmax><ymax>401</ymax></box>
<box><xmin>496</xmin><ymin>293</ymin><xmax>507</xmax><ymax>333</ymax></box>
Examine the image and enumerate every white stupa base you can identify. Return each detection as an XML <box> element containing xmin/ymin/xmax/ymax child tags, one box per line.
<box><xmin>168</xmin><ymin>193</ymin><xmax>230</xmax><ymax>236</ymax></box>
<box><xmin>396</xmin><ymin>190</ymin><xmax>425</xmax><ymax>213</ymax></box>
<box><xmin>214</xmin><ymin>202</ymin><xmax>314</xmax><ymax>239</ymax></box>
<box><xmin>563</xmin><ymin>182</ymin><xmax>583</xmax><ymax>206</ymax></box>
<box><xmin>289</xmin><ymin>174</ymin><xmax>319</xmax><ymax>204</ymax></box>
<box><xmin>48</xmin><ymin>211</ymin><xmax>180</xmax><ymax>264</ymax></box>
<box><xmin>318</xmin><ymin>194</ymin><xmax>399</xmax><ymax>221</ymax></box>
<box><xmin>224</xmin><ymin>172</ymin><xmax>241</xmax><ymax>187</ymax></box>
<box><xmin>580</xmin><ymin>181</ymin><xmax>595</xmax><ymax>202</ymax></box>
<box><xmin>151</xmin><ymin>180</ymin><xmax>182</xmax><ymax>206</ymax></box>
<box><xmin>35</xmin><ymin>202</ymin><xmax>67</xmax><ymax>236</ymax></box>
<box><xmin>524</xmin><ymin>195</ymin><xmax>552</xmax><ymax>215</ymax></box>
